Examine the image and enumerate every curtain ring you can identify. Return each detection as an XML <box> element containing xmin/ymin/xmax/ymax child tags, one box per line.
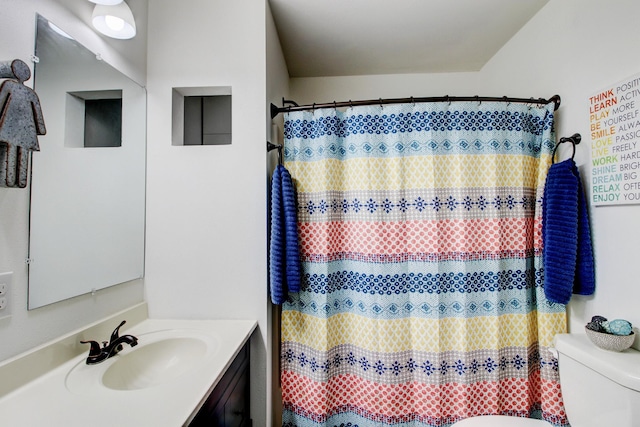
<box><xmin>333</xmin><ymin>100</ymin><xmax>337</xmax><ymax>110</ymax></box>
<box><xmin>349</xmin><ymin>100</ymin><xmax>353</xmax><ymax>108</ymax></box>
<box><xmin>411</xmin><ymin>96</ymin><xmax>415</xmax><ymax>106</ymax></box>
<box><xmin>475</xmin><ymin>95</ymin><xmax>481</xmax><ymax>106</ymax></box>
<box><xmin>446</xmin><ymin>95</ymin><xmax>451</xmax><ymax>106</ymax></box>
<box><xmin>379</xmin><ymin>98</ymin><xmax>383</xmax><ymax>109</ymax></box>
<box><xmin>312</xmin><ymin>103</ymin><xmax>316</xmax><ymax>112</ymax></box>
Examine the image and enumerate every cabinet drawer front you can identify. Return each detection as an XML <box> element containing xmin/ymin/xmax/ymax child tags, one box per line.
<box><xmin>223</xmin><ymin>367</ymin><xmax>248</xmax><ymax>427</ymax></box>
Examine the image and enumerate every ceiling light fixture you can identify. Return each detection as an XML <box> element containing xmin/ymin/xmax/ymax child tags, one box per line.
<box><xmin>91</xmin><ymin>1</ymin><xmax>136</xmax><ymax>39</ymax></box>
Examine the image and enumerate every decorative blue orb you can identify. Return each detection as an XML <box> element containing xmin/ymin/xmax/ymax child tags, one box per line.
<box><xmin>605</xmin><ymin>319</ymin><xmax>633</xmax><ymax>336</ymax></box>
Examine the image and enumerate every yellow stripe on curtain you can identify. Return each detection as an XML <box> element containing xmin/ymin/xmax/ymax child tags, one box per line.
<box><xmin>282</xmin><ymin>310</ymin><xmax>566</xmax><ymax>352</ymax></box>
<box><xmin>286</xmin><ymin>154</ymin><xmax>553</xmax><ymax>193</ymax></box>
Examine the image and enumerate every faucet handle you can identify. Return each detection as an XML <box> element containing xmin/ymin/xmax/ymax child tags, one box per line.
<box><xmin>80</xmin><ymin>340</ymin><xmax>102</xmax><ymax>356</ymax></box>
<box><xmin>109</xmin><ymin>320</ymin><xmax>127</xmax><ymax>344</ymax></box>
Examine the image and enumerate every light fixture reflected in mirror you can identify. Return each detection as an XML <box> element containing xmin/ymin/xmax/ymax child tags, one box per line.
<box><xmin>91</xmin><ymin>1</ymin><xmax>136</xmax><ymax>39</ymax></box>
<box><xmin>88</xmin><ymin>0</ymin><xmax>124</xmax><ymax>5</ymax></box>
<box><xmin>48</xmin><ymin>21</ymin><xmax>73</xmax><ymax>39</ymax></box>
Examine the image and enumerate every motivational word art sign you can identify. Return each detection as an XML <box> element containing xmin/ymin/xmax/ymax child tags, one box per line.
<box><xmin>589</xmin><ymin>72</ymin><xmax>640</xmax><ymax>206</ymax></box>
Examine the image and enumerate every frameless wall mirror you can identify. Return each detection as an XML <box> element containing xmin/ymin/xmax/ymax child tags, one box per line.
<box><xmin>28</xmin><ymin>14</ymin><xmax>146</xmax><ymax>309</ymax></box>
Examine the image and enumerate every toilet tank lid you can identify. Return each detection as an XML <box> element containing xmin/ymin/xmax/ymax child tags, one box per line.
<box><xmin>554</xmin><ymin>333</ymin><xmax>640</xmax><ymax>392</ymax></box>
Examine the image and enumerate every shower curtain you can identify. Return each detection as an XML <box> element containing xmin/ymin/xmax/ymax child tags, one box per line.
<box><xmin>280</xmin><ymin>101</ymin><xmax>569</xmax><ymax>427</ymax></box>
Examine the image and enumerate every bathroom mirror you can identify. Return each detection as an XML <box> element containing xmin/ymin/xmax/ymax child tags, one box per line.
<box><xmin>27</xmin><ymin>14</ymin><xmax>146</xmax><ymax>309</ymax></box>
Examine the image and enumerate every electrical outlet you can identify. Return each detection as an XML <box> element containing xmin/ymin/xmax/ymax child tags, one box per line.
<box><xmin>0</xmin><ymin>272</ymin><xmax>12</xmax><ymax>319</ymax></box>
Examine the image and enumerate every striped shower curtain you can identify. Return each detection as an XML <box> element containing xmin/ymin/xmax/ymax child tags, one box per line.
<box><xmin>280</xmin><ymin>101</ymin><xmax>569</xmax><ymax>427</ymax></box>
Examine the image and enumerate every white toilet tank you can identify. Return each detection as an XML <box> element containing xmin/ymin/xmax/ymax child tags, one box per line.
<box><xmin>554</xmin><ymin>334</ymin><xmax>640</xmax><ymax>427</ymax></box>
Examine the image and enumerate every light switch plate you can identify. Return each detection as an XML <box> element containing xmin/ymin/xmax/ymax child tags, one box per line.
<box><xmin>0</xmin><ymin>272</ymin><xmax>12</xmax><ymax>319</ymax></box>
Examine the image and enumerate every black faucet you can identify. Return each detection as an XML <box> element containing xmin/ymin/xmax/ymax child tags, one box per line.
<box><xmin>80</xmin><ymin>320</ymin><xmax>139</xmax><ymax>365</ymax></box>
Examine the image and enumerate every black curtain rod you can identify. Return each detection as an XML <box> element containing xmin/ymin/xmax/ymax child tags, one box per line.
<box><xmin>270</xmin><ymin>94</ymin><xmax>561</xmax><ymax>119</ymax></box>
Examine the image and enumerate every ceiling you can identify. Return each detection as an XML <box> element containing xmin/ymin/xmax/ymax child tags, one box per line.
<box><xmin>269</xmin><ymin>0</ymin><xmax>549</xmax><ymax>78</ymax></box>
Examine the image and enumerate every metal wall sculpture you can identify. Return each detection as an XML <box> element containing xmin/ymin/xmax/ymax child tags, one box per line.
<box><xmin>0</xmin><ymin>59</ymin><xmax>46</xmax><ymax>188</ymax></box>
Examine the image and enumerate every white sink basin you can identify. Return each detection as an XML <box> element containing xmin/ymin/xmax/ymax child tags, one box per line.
<box><xmin>65</xmin><ymin>329</ymin><xmax>217</xmax><ymax>394</ymax></box>
<box><xmin>102</xmin><ymin>336</ymin><xmax>208</xmax><ymax>390</ymax></box>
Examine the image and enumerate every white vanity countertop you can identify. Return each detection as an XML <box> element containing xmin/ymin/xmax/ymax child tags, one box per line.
<box><xmin>0</xmin><ymin>318</ymin><xmax>257</xmax><ymax>427</ymax></box>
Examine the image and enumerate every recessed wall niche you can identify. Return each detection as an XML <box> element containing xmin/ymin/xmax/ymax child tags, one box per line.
<box><xmin>66</xmin><ymin>90</ymin><xmax>122</xmax><ymax>148</ymax></box>
<box><xmin>172</xmin><ymin>86</ymin><xmax>232</xmax><ymax>146</ymax></box>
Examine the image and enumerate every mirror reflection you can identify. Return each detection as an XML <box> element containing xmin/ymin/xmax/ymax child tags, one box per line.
<box><xmin>28</xmin><ymin>14</ymin><xmax>146</xmax><ymax>309</ymax></box>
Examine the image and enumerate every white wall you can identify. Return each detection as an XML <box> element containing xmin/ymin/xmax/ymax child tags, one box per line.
<box><xmin>144</xmin><ymin>0</ymin><xmax>271</xmax><ymax>424</ymax></box>
<box><xmin>0</xmin><ymin>0</ymin><xmax>146</xmax><ymax>362</ymax></box>
<box><xmin>290</xmin><ymin>0</ymin><xmax>640</xmax><ymax>340</ymax></box>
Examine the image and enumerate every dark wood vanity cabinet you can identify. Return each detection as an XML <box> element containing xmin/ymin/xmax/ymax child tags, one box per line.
<box><xmin>189</xmin><ymin>343</ymin><xmax>251</xmax><ymax>427</ymax></box>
